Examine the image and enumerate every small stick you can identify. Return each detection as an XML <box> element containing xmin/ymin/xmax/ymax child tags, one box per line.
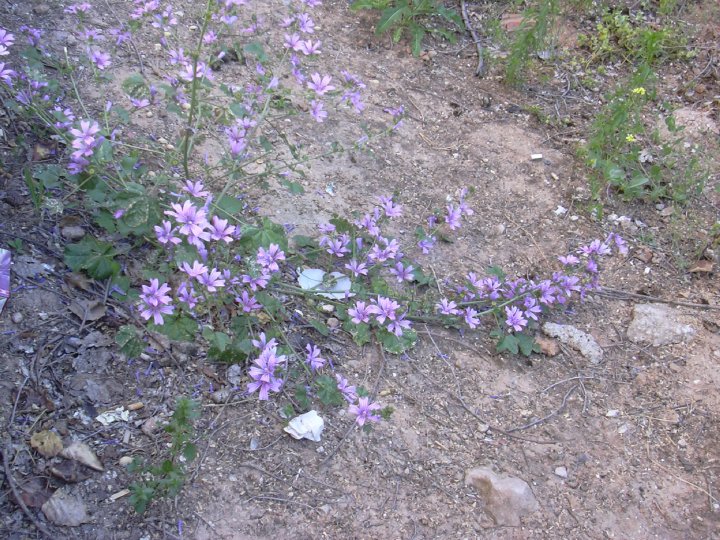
<box><xmin>460</xmin><ymin>0</ymin><xmax>486</xmax><ymax>76</ymax></box>
<box><xmin>2</xmin><ymin>437</ymin><xmax>54</xmax><ymax>539</ymax></box>
<box><xmin>597</xmin><ymin>287</ymin><xmax>720</xmax><ymax>311</ymax></box>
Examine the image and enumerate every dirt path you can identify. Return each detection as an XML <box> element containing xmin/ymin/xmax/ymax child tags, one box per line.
<box><xmin>1</xmin><ymin>1</ymin><xmax>718</xmax><ymax>539</ymax></box>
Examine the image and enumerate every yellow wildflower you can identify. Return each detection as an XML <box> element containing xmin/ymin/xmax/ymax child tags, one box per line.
<box><xmin>626</xmin><ymin>134</ymin><xmax>637</xmax><ymax>143</ymax></box>
<box><xmin>632</xmin><ymin>87</ymin><xmax>646</xmax><ymax>95</ymax></box>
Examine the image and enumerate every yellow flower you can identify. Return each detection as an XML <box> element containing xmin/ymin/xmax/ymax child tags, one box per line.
<box><xmin>632</xmin><ymin>87</ymin><xmax>646</xmax><ymax>95</ymax></box>
<box><xmin>625</xmin><ymin>134</ymin><xmax>637</xmax><ymax>143</ymax></box>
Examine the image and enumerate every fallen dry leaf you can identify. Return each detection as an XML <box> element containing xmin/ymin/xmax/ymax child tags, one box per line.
<box><xmin>49</xmin><ymin>460</ymin><xmax>93</xmax><ymax>483</ymax></box>
<box><xmin>30</xmin><ymin>430</ymin><xmax>63</xmax><ymax>458</ymax></box>
<box><xmin>68</xmin><ymin>299</ymin><xmax>106</xmax><ymax>322</ymax></box>
<box><xmin>60</xmin><ymin>441</ymin><xmax>104</xmax><ymax>471</ymax></box>
<box><xmin>17</xmin><ymin>477</ymin><xmax>54</xmax><ymax>508</ymax></box>
<box><xmin>688</xmin><ymin>260</ymin><xmax>714</xmax><ymax>273</ymax></box>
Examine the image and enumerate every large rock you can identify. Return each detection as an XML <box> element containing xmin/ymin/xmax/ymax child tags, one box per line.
<box><xmin>626</xmin><ymin>304</ymin><xmax>695</xmax><ymax>347</ymax></box>
<box><xmin>465</xmin><ymin>467</ymin><xmax>539</xmax><ymax>526</ymax></box>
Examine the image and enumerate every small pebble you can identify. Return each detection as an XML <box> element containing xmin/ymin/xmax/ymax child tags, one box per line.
<box><xmin>554</xmin><ymin>466</ymin><xmax>568</xmax><ymax>479</ymax></box>
<box><xmin>11</xmin><ymin>312</ymin><xmax>23</xmax><ymax>324</ymax></box>
<box><xmin>119</xmin><ymin>456</ymin><xmax>134</xmax><ymax>467</ymax></box>
<box><xmin>326</xmin><ymin>317</ymin><xmax>340</xmax><ymax>329</ymax></box>
<box><xmin>320</xmin><ymin>304</ymin><xmax>334</xmax><ymax>314</ymax></box>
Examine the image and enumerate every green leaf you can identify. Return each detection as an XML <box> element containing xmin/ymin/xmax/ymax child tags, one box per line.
<box><xmin>243</xmin><ymin>41</ymin><xmax>268</xmax><ymax>63</ymax></box>
<box><xmin>516</xmin><ymin>333</ymin><xmax>539</xmax><ymax>356</ymax></box>
<box><xmin>129</xmin><ymin>483</ymin><xmax>155</xmax><ymax>514</ymax></box>
<box><xmin>310</xmin><ymin>319</ymin><xmax>330</xmax><ymax>336</ymax></box>
<box><xmin>34</xmin><ymin>164</ymin><xmax>63</xmax><ymax>189</ymax></box>
<box><xmin>377</xmin><ymin>5</ymin><xmax>410</xmax><ymax>36</ymax></box>
<box><xmin>496</xmin><ymin>334</ymin><xmax>519</xmax><ymax>355</ymax></box>
<box><xmin>316</xmin><ymin>375</ymin><xmax>344</xmax><ymax>406</ymax></box>
<box><xmin>64</xmin><ymin>237</ymin><xmax>120</xmax><ymax>279</ymax></box>
<box><xmin>292</xmin><ymin>235</ymin><xmax>318</xmax><ymax>249</ymax></box>
<box><xmin>122</xmin><ymin>73</ymin><xmax>147</xmax><ymax>98</ymax></box>
<box><xmin>409</xmin><ymin>24</ymin><xmax>425</xmax><ymax>56</ymax></box>
<box><xmin>295</xmin><ymin>385</ymin><xmax>311</xmax><ymax>411</ymax></box>
<box><xmin>346</xmin><ymin>322</ymin><xmax>371</xmax><ymax>346</ymax></box>
<box><xmin>378</xmin><ymin>328</ymin><xmax>417</xmax><ymax>354</ymax></box>
<box><xmin>116</xmin><ymin>325</ymin><xmax>144</xmax><ymax>358</ymax></box>
<box><xmin>280</xmin><ymin>179</ymin><xmax>305</xmax><ymax>195</ymax></box>
<box><xmin>182</xmin><ymin>443</ymin><xmax>197</xmax><ymax>461</ymax></box>
<box><xmin>151</xmin><ymin>315</ymin><xmax>198</xmax><ymax>342</ymax></box>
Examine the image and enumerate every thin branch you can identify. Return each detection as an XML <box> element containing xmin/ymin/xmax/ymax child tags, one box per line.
<box><xmin>507</xmin><ymin>385</ymin><xmax>578</xmax><ymax>433</ymax></box>
<box><xmin>597</xmin><ymin>287</ymin><xmax>720</xmax><ymax>311</ymax></box>
<box><xmin>460</xmin><ymin>0</ymin><xmax>485</xmax><ymax>76</ymax></box>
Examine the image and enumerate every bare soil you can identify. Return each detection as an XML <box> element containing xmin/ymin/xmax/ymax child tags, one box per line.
<box><xmin>1</xmin><ymin>1</ymin><xmax>719</xmax><ymax>539</ymax></box>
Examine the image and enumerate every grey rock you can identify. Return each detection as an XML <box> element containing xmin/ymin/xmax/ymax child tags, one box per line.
<box><xmin>542</xmin><ymin>322</ymin><xmax>603</xmax><ymax>364</ymax></box>
<box><xmin>227</xmin><ymin>364</ymin><xmax>243</xmax><ymax>387</ymax></box>
<box><xmin>554</xmin><ymin>466</ymin><xmax>568</xmax><ymax>479</ymax></box>
<box><xmin>626</xmin><ymin>303</ymin><xmax>695</xmax><ymax>347</ymax></box>
<box><xmin>41</xmin><ymin>489</ymin><xmax>89</xmax><ymax>526</ymax></box>
<box><xmin>465</xmin><ymin>467</ymin><xmax>539</xmax><ymax>526</ymax></box>
<box><xmin>61</xmin><ymin>226</ymin><xmax>86</xmax><ymax>241</ymax></box>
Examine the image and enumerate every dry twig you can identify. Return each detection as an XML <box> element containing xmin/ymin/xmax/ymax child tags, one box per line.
<box><xmin>460</xmin><ymin>0</ymin><xmax>485</xmax><ymax>76</ymax></box>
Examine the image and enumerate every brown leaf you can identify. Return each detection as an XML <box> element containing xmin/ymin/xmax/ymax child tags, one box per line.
<box><xmin>65</xmin><ymin>272</ymin><xmax>93</xmax><ymax>292</ymax></box>
<box><xmin>68</xmin><ymin>299</ymin><xmax>106</xmax><ymax>322</ymax></box>
<box><xmin>17</xmin><ymin>477</ymin><xmax>54</xmax><ymax>508</ymax></box>
<box><xmin>30</xmin><ymin>430</ymin><xmax>63</xmax><ymax>458</ymax></box>
<box><xmin>49</xmin><ymin>461</ymin><xmax>93</xmax><ymax>483</ymax></box>
<box><xmin>59</xmin><ymin>441</ymin><xmax>104</xmax><ymax>471</ymax></box>
<box><xmin>32</xmin><ymin>142</ymin><xmax>55</xmax><ymax>162</ymax></box>
<box><xmin>688</xmin><ymin>260</ymin><xmax>714</xmax><ymax>273</ymax></box>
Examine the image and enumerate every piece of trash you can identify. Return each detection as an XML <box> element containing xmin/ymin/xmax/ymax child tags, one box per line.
<box><xmin>249</xmin><ymin>437</ymin><xmax>260</xmax><ymax>451</ymax></box>
<box><xmin>298</xmin><ymin>268</ymin><xmax>354</xmax><ymax>300</ymax></box>
<box><xmin>95</xmin><ymin>407</ymin><xmax>130</xmax><ymax>426</ymax></box>
<box><xmin>109</xmin><ymin>488</ymin><xmax>130</xmax><ymax>502</ymax></box>
<box><xmin>59</xmin><ymin>441</ymin><xmax>104</xmax><ymax>471</ymax></box>
<box><xmin>325</xmin><ymin>182</ymin><xmax>335</xmax><ymax>196</ymax></box>
<box><xmin>30</xmin><ymin>430</ymin><xmax>64</xmax><ymax>458</ymax></box>
<box><xmin>0</xmin><ymin>248</ymin><xmax>10</xmax><ymax>315</ymax></box>
<box><xmin>284</xmin><ymin>410</ymin><xmax>324</xmax><ymax>442</ymax></box>
<box><xmin>606</xmin><ymin>409</ymin><xmax>620</xmax><ymax>418</ymax></box>
<box><xmin>530</xmin><ymin>153</ymin><xmax>543</xmax><ymax>161</ymax></box>
<box><xmin>554</xmin><ymin>205</ymin><xmax>567</xmax><ymax>216</ymax></box>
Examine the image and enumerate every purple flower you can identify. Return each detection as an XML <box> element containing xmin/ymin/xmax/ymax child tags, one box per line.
<box><xmin>197</xmin><ymin>268</ymin><xmax>225</xmax><ymax>292</ymax></box>
<box><xmin>0</xmin><ymin>63</ymin><xmax>17</xmax><ymax>86</ymax></box>
<box><xmin>284</xmin><ymin>33</ymin><xmax>302</xmax><ymax>50</ymax></box>
<box><xmin>348</xmin><ymin>301</ymin><xmax>371</xmax><ymax>324</ymax></box>
<box><xmin>180</xmin><ymin>260</ymin><xmax>209</xmax><ymax>278</ymax></box>
<box><xmin>305</xmin><ymin>344</ymin><xmax>326</xmax><ymax>370</ymax></box>
<box><xmin>251</xmin><ymin>332</ymin><xmax>277</xmax><ymax>350</ymax></box>
<box><xmin>236</xmin><ymin>290</ymin><xmax>262</xmax><ymax>312</ymax></box>
<box><xmin>165</xmin><ymin>200</ymin><xmax>208</xmax><ymax>237</ymax></box>
<box><xmin>139</xmin><ymin>279</ymin><xmax>174</xmax><ymax>325</ymax></box>
<box><xmin>256</xmin><ymin>244</ymin><xmax>285</xmax><ymax>273</ymax></box>
<box><xmin>209</xmin><ymin>216</ymin><xmax>236</xmax><ymax>243</ymax></box>
<box><xmin>0</xmin><ymin>28</ymin><xmax>15</xmax><ymax>50</ymax></box>
<box><xmin>326</xmin><ymin>236</ymin><xmax>350</xmax><ymax>257</ymax></box>
<box><xmin>308</xmin><ymin>73</ymin><xmax>335</xmax><ymax>95</ymax></box>
<box><xmin>177</xmin><ymin>281</ymin><xmax>199</xmax><ymax>309</ymax></box>
<box><xmin>464</xmin><ymin>307</ymin><xmax>480</xmax><ymax>329</ymax></box>
<box><xmin>389</xmin><ymin>262</ymin><xmax>414</xmax><ymax>283</ymax></box>
<box><xmin>523</xmin><ymin>297</ymin><xmax>542</xmax><ymax>321</ymax></box>
<box><xmin>379</xmin><ymin>195</ymin><xmax>402</xmax><ymax>218</ymax></box>
<box><xmin>505</xmin><ymin>306</ymin><xmax>528</xmax><ymax>332</ymax></box>
<box><xmin>90</xmin><ymin>50</ymin><xmax>112</xmax><ymax>70</ymax></box>
<box><xmin>310</xmin><ymin>100</ymin><xmax>327</xmax><ymax>122</ymax></box>
<box><xmin>70</xmin><ymin>120</ymin><xmax>101</xmax><ymax>147</ymax></box>
<box><xmin>368</xmin><ymin>296</ymin><xmax>399</xmax><ymax>324</ymax></box>
<box><xmin>418</xmin><ymin>236</ymin><xmax>436</xmax><ymax>254</ymax></box>
<box><xmin>436</xmin><ymin>298</ymin><xmax>459</xmax><ymax>315</ymax></box>
<box><xmin>182</xmin><ymin>179</ymin><xmax>209</xmax><ymax>198</ymax></box>
<box><xmin>168</xmin><ymin>48</ymin><xmax>187</xmax><ymax>65</ymax></box>
<box><xmin>344</xmin><ymin>259</ymin><xmax>368</xmax><ymax>277</ymax></box>
<box><xmin>349</xmin><ymin>397</ymin><xmax>382</xmax><ymax>426</ymax></box>
<box><xmin>247</xmin><ymin>344</ymin><xmax>285</xmax><ymax>400</ymax></box>
<box><xmin>335</xmin><ymin>374</ymin><xmax>357</xmax><ymax>403</ymax></box>
<box><xmin>299</xmin><ymin>39</ymin><xmax>321</xmax><ymax>55</ymax></box>
<box><xmin>242</xmin><ymin>273</ymin><xmax>270</xmax><ymax>291</ymax></box>
<box><xmin>64</xmin><ymin>3</ymin><xmax>92</xmax><ymax>14</ymax></box>
<box><xmin>298</xmin><ymin>13</ymin><xmax>315</xmax><ymax>33</ymax></box>
<box><xmin>536</xmin><ymin>280</ymin><xmax>556</xmax><ymax>305</ymax></box>
<box><xmin>387</xmin><ymin>313</ymin><xmax>411</xmax><ymax>336</ymax></box>
<box><xmin>559</xmin><ymin>254</ymin><xmax>580</xmax><ymax>265</ymax></box>
<box><xmin>445</xmin><ymin>204</ymin><xmax>462</xmax><ymax>230</ymax></box>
